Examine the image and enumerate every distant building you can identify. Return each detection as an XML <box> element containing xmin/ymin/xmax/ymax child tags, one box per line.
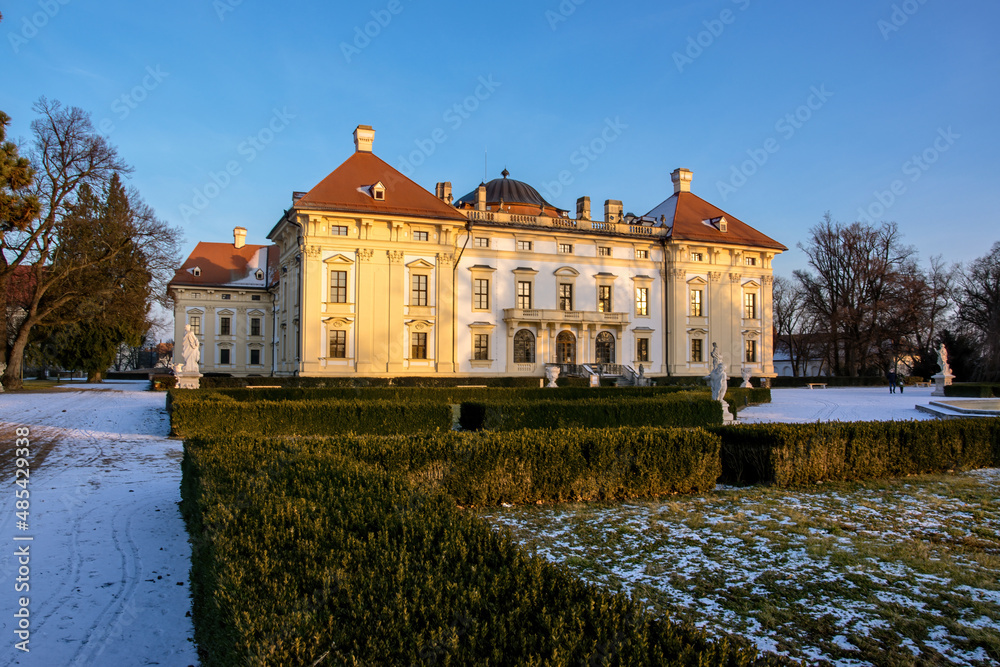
<box><xmin>169</xmin><ymin>125</ymin><xmax>786</xmax><ymax>380</ymax></box>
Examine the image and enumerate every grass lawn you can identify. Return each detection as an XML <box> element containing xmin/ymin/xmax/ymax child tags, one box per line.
<box><xmin>480</xmin><ymin>470</ymin><xmax>1000</xmax><ymax>666</ymax></box>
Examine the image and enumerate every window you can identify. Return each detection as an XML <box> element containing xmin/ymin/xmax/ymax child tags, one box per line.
<box><xmin>474</xmin><ymin>237</ymin><xmax>490</xmax><ymax>248</ymax></box>
<box><xmin>691</xmin><ymin>339</ymin><xmax>704</xmax><ymax>363</ymax></box>
<box><xmin>598</xmin><ymin>285</ymin><xmax>612</xmax><ymax>313</ymax></box>
<box><xmin>517</xmin><ymin>240</ymin><xmax>533</xmax><ymax>251</ymax></box>
<box><xmin>411</xmin><ymin>332</ymin><xmax>427</xmax><ymax>359</ymax></box>
<box><xmin>250</xmin><ymin>349</ymin><xmax>261</xmax><ymax>365</ymax></box>
<box><xmin>744</xmin><ymin>292</ymin><xmax>757</xmax><ymax>320</ymax></box>
<box><xmin>255</xmin><ymin>269</ymin><xmax>264</xmax><ymax>280</ymax></box>
<box><xmin>558</xmin><ymin>243</ymin><xmax>573</xmax><ymax>254</ymax></box>
<box><xmin>373</xmin><ymin>189</ymin><xmax>385</xmax><ymax>201</ymax></box>
<box><xmin>635</xmin><ymin>287</ymin><xmax>649</xmax><ymax>317</ymax></box>
<box><xmin>189</xmin><ymin>316</ymin><xmax>201</xmax><ymax>335</ymax></box>
<box><xmin>517</xmin><ymin>281</ymin><xmax>532</xmax><ymax>309</ymax></box>
<box><xmin>745</xmin><ymin>339</ymin><xmax>758</xmax><ymax>363</ymax></box>
<box><xmin>558</xmin><ymin>283</ymin><xmax>573</xmax><ymax>311</ymax></box>
<box><xmin>331</xmin><ymin>225</ymin><xmax>349</xmax><ymax>236</ymax></box>
<box><xmin>250</xmin><ymin>318</ymin><xmax>261</xmax><ymax>337</ymax></box>
<box><xmin>637</xmin><ymin>338</ymin><xmax>650</xmax><ymax>363</ymax></box>
<box><xmin>691</xmin><ymin>290</ymin><xmax>703</xmax><ymax>317</ymax></box>
<box><xmin>220</xmin><ymin>348</ymin><xmax>231</xmax><ymax>365</ymax></box>
<box><xmin>691</xmin><ymin>252</ymin><xmax>703</xmax><ymax>262</ymax></box>
<box><xmin>330</xmin><ymin>270</ymin><xmax>348</xmax><ymax>303</ymax></box>
<box><xmin>745</xmin><ymin>257</ymin><xmax>757</xmax><ymax>266</ymax></box>
<box><xmin>413</xmin><ymin>231</ymin><xmax>429</xmax><ymax>242</ymax></box>
<box><xmin>636</xmin><ymin>249</ymin><xmax>649</xmax><ymax>259</ymax></box>
<box><xmin>514</xmin><ymin>330</ymin><xmax>535</xmax><ymax>363</ymax></box>
<box><xmin>251</xmin><ymin>294</ymin><xmax>261</xmax><ymax>301</ymax></box>
<box><xmin>220</xmin><ymin>317</ymin><xmax>231</xmax><ymax>336</ymax></box>
<box><xmin>598</xmin><ymin>246</ymin><xmax>611</xmax><ymax>257</ymax></box>
<box><xmin>329</xmin><ymin>331</ymin><xmax>347</xmax><ymax>359</ymax></box>
<box><xmin>191</xmin><ymin>267</ymin><xmax>201</xmax><ymax>277</ymax></box>
<box><xmin>474</xmin><ymin>278</ymin><xmax>490</xmax><ymax>310</ymax></box>
<box><xmin>221</xmin><ymin>293</ymin><xmax>231</xmax><ymax>300</ymax></box>
<box><xmin>474</xmin><ymin>334</ymin><xmax>489</xmax><ymax>360</ymax></box>
<box><xmin>411</xmin><ymin>275</ymin><xmax>428</xmax><ymax>306</ymax></box>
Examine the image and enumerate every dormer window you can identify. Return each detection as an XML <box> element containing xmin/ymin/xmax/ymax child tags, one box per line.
<box><xmin>255</xmin><ymin>269</ymin><xmax>265</xmax><ymax>280</ymax></box>
<box><xmin>190</xmin><ymin>266</ymin><xmax>201</xmax><ymax>277</ymax></box>
<box><xmin>371</xmin><ymin>181</ymin><xmax>386</xmax><ymax>201</ymax></box>
<box><xmin>705</xmin><ymin>216</ymin><xmax>728</xmax><ymax>233</ymax></box>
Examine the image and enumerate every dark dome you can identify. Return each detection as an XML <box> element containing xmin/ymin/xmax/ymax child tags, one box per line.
<box><xmin>455</xmin><ymin>170</ymin><xmax>567</xmax><ymax>216</ymax></box>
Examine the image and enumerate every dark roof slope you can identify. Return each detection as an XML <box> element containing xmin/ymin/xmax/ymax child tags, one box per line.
<box><xmin>168</xmin><ymin>243</ymin><xmax>278</xmax><ymax>290</ymax></box>
<box><xmin>455</xmin><ymin>170</ymin><xmax>568</xmax><ymax>217</ymax></box>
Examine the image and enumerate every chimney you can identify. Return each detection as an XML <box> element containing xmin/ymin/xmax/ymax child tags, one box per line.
<box><xmin>234</xmin><ymin>226</ymin><xmax>247</xmax><ymax>249</ymax></box>
<box><xmin>476</xmin><ymin>183</ymin><xmax>487</xmax><ymax>211</ymax></box>
<box><xmin>353</xmin><ymin>125</ymin><xmax>375</xmax><ymax>153</ymax></box>
<box><xmin>576</xmin><ymin>196</ymin><xmax>591</xmax><ymax>220</ymax></box>
<box><xmin>435</xmin><ymin>182</ymin><xmax>453</xmax><ymax>203</ymax></box>
<box><xmin>671</xmin><ymin>168</ymin><xmax>693</xmax><ymax>194</ymax></box>
<box><xmin>604</xmin><ymin>199</ymin><xmax>623</xmax><ymax>223</ymax></box>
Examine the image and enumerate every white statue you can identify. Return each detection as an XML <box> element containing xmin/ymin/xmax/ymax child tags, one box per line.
<box><xmin>182</xmin><ymin>325</ymin><xmax>201</xmax><ymax>371</ymax></box>
<box><xmin>937</xmin><ymin>343</ymin><xmax>951</xmax><ymax>376</ymax></box>
<box><xmin>741</xmin><ymin>366</ymin><xmax>753</xmax><ymax>388</ymax></box>
<box><xmin>705</xmin><ymin>344</ymin><xmax>728</xmax><ymax>403</ymax></box>
<box><xmin>545</xmin><ymin>364</ymin><xmax>560</xmax><ymax>388</ymax></box>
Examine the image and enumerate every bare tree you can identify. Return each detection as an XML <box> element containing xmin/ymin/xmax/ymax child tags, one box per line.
<box><xmin>0</xmin><ymin>98</ymin><xmax>179</xmax><ymax>388</ymax></box>
<box><xmin>794</xmin><ymin>215</ymin><xmax>921</xmax><ymax>377</ymax></box>
<box><xmin>773</xmin><ymin>275</ymin><xmax>816</xmax><ymax>376</ymax></box>
<box><xmin>955</xmin><ymin>242</ymin><xmax>1000</xmax><ymax>381</ymax></box>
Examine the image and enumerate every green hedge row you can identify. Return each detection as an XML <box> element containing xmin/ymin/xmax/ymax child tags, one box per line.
<box><xmin>712</xmin><ymin>419</ymin><xmax>1000</xmax><ymax>486</ymax></box>
<box><xmin>723</xmin><ymin>387</ymin><xmax>772</xmax><ymax>418</ymax></box>
<box><xmin>168</xmin><ymin>395</ymin><xmax>452</xmax><ymax>438</ymax></box>
<box><xmin>460</xmin><ymin>391</ymin><xmax>723</xmax><ymax>431</ymax></box>
<box><xmin>187</xmin><ymin>384</ymin><xmax>694</xmax><ymax>404</ymax></box>
<box><xmin>943</xmin><ymin>383</ymin><xmax>1000</xmax><ymax>398</ymax></box>
<box><xmin>182</xmin><ymin>434</ymin><xmax>786</xmax><ymax>666</ymax></box>
<box><xmin>197</xmin><ymin>374</ymin><xmax>603</xmax><ymax>389</ymax></box>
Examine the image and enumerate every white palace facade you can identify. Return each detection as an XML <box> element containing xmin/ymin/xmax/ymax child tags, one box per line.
<box><xmin>168</xmin><ymin>125</ymin><xmax>786</xmax><ymax>382</ymax></box>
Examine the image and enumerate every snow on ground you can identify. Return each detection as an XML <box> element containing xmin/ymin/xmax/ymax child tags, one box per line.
<box><xmin>0</xmin><ymin>382</ymin><xmax>198</xmax><ymax>666</ymax></box>
<box><xmin>738</xmin><ymin>385</ymin><xmax>938</xmax><ymax>423</ymax></box>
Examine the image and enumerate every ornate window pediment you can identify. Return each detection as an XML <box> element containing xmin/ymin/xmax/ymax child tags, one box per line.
<box><xmin>324</xmin><ymin>316</ymin><xmax>354</xmax><ymax>328</ymax></box>
<box><xmin>324</xmin><ymin>253</ymin><xmax>355</xmax><ymax>266</ymax></box>
<box><xmin>554</xmin><ymin>266</ymin><xmax>580</xmax><ymax>277</ymax></box>
<box><xmin>743</xmin><ymin>279</ymin><xmax>761</xmax><ymax>289</ymax></box>
<box><xmin>407</xmin><ymin>258</ymin><xmax>435</xmax><ymax>270</ymax></box>
<box><xmin>687</xmin><ymin>276</ymin><xmax>708</xmax><ymax>286</ymax></box>
<box><xmin>687</xmin><ymin>327</ymin><xmax>709</xmax><ymax>335</ymax></box>
<box><xmin>406</xmin><ymin>319</ymin><xmax>434</xmax><ymax>332</ymax></box>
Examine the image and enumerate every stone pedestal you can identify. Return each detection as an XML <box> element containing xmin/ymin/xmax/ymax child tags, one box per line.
<box><xmin>176</xmin><ymin>372</ymin><xmax>202</xmax><ymax>390</ymax></box>
<box><xmin>931</xmin><ymin>373</ymin><xmax>954</xmax><ymax>397</ymax></box>
<box><xmin>721</xmin><ymin>401</ymin><xmax>735</xmax><ymax>423</ymax></box>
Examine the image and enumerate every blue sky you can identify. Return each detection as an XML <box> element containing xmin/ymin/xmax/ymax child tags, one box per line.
<box><xmin>3</xmin><ymin>0</ymin><xmax>999</xmax><ymax>289</ymax></box>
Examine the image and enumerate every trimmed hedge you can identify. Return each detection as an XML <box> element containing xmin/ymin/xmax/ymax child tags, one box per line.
<box><xmin>723</xmin><ymin>387</ymin><xmax>771</xmax><ymax>418</ymax></box>
<box><xmin>460</xmin><ymin>391</ymin><xmax>723</xmax><ymax>431</ymax></box>
<box><xmin>944</xmin><ymin>383</ymin><xmax>1000</xmax><ymax>398</ymax></box>
<box><xmin>198</xmin><ymin>374</ymin><xmax>605</xmax><ymax>389</ymax></box>
<box><xmin>712</xmin><ymin>419</ymin><xmax>1000</xmax><ymax>486</ymax></box>
<box><xmin>179</xmin><ymin>384</ymin><xmax>693</xmax><ymax>404</ymax></box>
<box><xmin>182</xmin><ymin>434</ymin><xmax>786</xmax><ymax>666</ymax></box>
<box><xmin>168</xmin><ymin>395</ymin><xmax>452</xmax><ymax>438</ymax></box>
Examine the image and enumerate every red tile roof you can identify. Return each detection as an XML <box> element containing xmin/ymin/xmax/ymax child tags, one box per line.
<box><xmin>294</xmin><ymin>151</ymin><xmax>467</xmax><ymax>221</ymax></box>
<box><xmin>167</xmin><ymin>243</ymin><xmax>278</xmax><ymax>290</ymax></box>
<box><xmin>647</xmin><ymin>192</ymin><xmax>787</xmax><ymax>251</ymax></box>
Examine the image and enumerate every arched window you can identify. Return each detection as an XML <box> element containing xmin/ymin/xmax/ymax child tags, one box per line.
<box><xmin>556</xmin><ymin>331</ymin><xmax>576</xmax><ymax>364</ymax></box>
<box><xmin>513</xmin><ymin>329</ymin><xmax>535</xmax><ymax>363</ymax></box>
<box><xmin>595</xmin><ymin>331</ymin><xmax>615</xmax><ymax>364</ymax></box>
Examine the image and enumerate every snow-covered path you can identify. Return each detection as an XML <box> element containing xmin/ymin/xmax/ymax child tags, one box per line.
<box><xmin>0</xmin><ymin>382</ymin><xmax>197</xmax><ymax>666</ymax></box>
<box><xmin>739</xmin><ymin>385</ymin><xmax>938</xmax><ymax>423</ymax></box>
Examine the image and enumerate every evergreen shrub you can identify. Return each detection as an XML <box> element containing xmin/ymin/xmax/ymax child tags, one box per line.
<box><xmin>181</xmin><ymin>434</ymin><xmax>787</xmax><ymax>666</ymax></box>
<box><xmin>712</xmin><ymin>419</ymin><xmax>1000</xmax><ymax>486</ymax></box>
<box><xmin>460</xmin><ymin>391</ymin><xmax>722</xmax><ymax>431</ymax></box>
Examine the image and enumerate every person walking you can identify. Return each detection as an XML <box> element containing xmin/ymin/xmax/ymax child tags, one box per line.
<box><xmin>887</xmin><ymin>370</ymin><xmax>897</xmax><ymax>394</ymax></box>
